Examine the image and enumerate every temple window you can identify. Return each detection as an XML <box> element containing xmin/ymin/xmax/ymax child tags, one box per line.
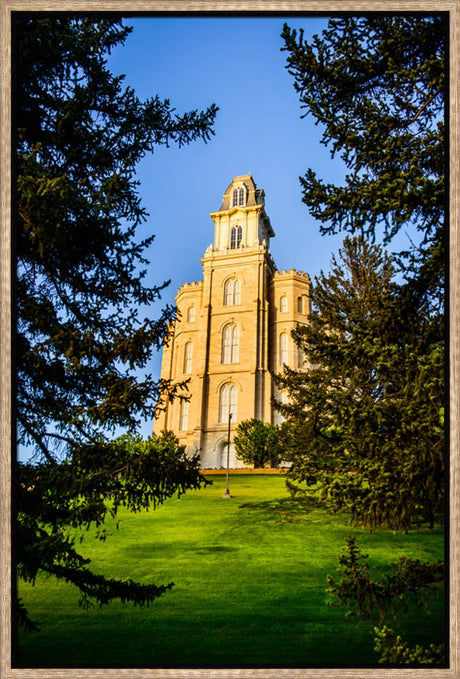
<box><xmin>219</xmin><ymin>383</ymin><xmax>237</xmax><ymax>423</ymax></box>
<box><xmin>221</xmin><ymin>324</ymin><xmax>239</xmax><ymax>364</ymax></box>
<box><xmin>279</xmin><ymin>332</ymin><xmax>288</xmax><ymax>365</ymax></box>
<box><xmin>230</xmin><ymin>225</ymin><xmax>242</xmax><ymax>249</ymax></box>
<box><xmin>232</xmin><ymin>186</ymin><xmax>245</xmax><ymax>207</ymax></box>
<box><xmin>179</xmin><ymin>399</ymin><xmax>189</xmax><ymax>431</ymax></box>
<box><xmin>183</xmin><ymin>342</ymin><xmax>193</xmax><ymax>374</ymax></box>
<box><xmin>224</xmin><ymin>278</ymin><xmax>241</xmax><ymax>306</ymax></box>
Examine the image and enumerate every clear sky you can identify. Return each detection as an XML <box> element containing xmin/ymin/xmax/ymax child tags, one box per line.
<box><xmin>105</xmin><ymin>15</ymin><xmax>354</xmax><ymax>438</ymax></box>
<box><xmin>20</xmin><ymin>14</ymin><xmax>424</xmax><ymax>455</ymax></box>
<box><xmin>107</xmin><ymin>16</ymin><xmax>349</xmax><ymax>284</ymax></box>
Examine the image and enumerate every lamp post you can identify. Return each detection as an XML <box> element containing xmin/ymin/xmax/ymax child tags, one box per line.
<box><xmin>222</xmin><ymin>412</ymin><xmax>232</xmax><ymax>499</ymax></box>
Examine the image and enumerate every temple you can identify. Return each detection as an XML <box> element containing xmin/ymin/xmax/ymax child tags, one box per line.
<box><xmin>154</xmin><ymin>175</ymin><xmax>311</xmax><ymax>468</ymax></box>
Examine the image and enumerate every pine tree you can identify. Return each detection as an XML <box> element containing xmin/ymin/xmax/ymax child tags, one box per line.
<box><xmin>281</xmin><ymin>15</ymin><xmax>446</xmax><ymax>306</ymax></box>
<box><xmin>278</xmin><ymin>15</ymin><xmax>445</xmax><ymax>529</ymax></box>
<box><xmin>327</xmin><ymin>537</ymin><xmax>445</xmax><ymax>664</ymax></box>
<box><xmin>279</xmin><ymin>16</ymin><xmax>446</xmax><ymax>661</ymax></box>
<box><xmin>15</xmin><ymin>16</ymin><xmax>217</xmax><ymax>628</ymax></box>
<box><xmin>275</xmin><ymin>237</ymin><xmax>444</xmax><ymax>531</ymax></box>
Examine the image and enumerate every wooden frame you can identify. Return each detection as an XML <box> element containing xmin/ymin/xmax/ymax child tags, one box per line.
<box><xmin>1</xmin><ymin>3</ymin><xmax>458</xmax><ymax>677</ymax></box>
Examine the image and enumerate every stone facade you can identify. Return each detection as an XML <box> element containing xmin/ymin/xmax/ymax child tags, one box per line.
<box><xmin>153</xmin><ymin>175</ymin><xmax>311</xmax><ymax>468</ymax></box>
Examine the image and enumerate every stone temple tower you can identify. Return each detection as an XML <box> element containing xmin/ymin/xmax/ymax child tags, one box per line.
<box><xmin>153</xmin><ymin>175</ymin><xmax>311</xmax><ymax>468</ymax></box>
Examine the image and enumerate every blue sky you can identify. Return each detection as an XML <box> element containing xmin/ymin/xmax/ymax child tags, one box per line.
<box><xmin>17</xmin><ymin>14</ymin><xmax>435</xmax><ymax>456</ymax></box>
<box><xmin>107</xmin><ymin>16</ymin><xmax>350</xmax><ymax>287</ymax></box>
<box><xmin>106</xmin><ymin>15</ymin><xmax>352</xmax><ymax>439</ymax></box>
<box><xmin>18</xmin><ymin>14</ymin><xmax>430</xmax><ymax>455</ymax></box>
<box><xmin>104</xmin><ymin>14</ymin><xmax>428</xmax><ymax>439</ymax></box>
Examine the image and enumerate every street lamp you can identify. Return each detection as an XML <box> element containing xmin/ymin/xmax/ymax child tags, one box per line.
<box><xmin>222</xmin><ymin>412</ymin><xmax>232</xmax><ymax>499</ymax></box>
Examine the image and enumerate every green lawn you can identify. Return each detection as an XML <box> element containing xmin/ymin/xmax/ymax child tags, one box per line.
<box><xmin>16</xmin><ymin>474</ymin><xmax>445</xmax><ymax>668</ymax></box>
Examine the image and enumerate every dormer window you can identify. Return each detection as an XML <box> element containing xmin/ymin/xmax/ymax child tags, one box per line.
<box><xmin>232</xmin><ymin>186</ymin><xmax>245</xmax><ymax>207</ymax></box>
<box><xmin>230</xmin><ymin>225</ymin><xmax>242</xmax><ymax>249</ymax></box>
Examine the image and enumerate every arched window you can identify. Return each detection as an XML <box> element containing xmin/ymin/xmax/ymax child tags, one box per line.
<box><xmin>187</xmin><ymin>306</ymin><xmax>195</xmax><ymax>323</ymax></box>
<box><xmin>183</xmin><ymin>342</ymin><xmax>192</xmax><ymax>374</ymax></box>
<box><xmin>279</xmin><ymin>332</ymin><xmax>288</xmax><ymax>365</ymax></box>
<box><xmin>224</xmin><ymin>278</ymin><xmax>241</xmax><ymax>306</ymax></box>
<box><xmin>280</xmin><ymin>295</ymin><xmax>288</xmax><ymax>313</ymax></box>
<box><xmin>221</xmin><ymin>324</ymin><xmax>239</xmax><ymax>364</ymax></box>
<box><xmin>232</xmin><ymin>187</ymin><xmax>245</xmax><ymax>207</ymax></box>
<box><xmin>219</xmin><ymin>383</ymin><xmax>237</xmax><ymax>423</ymax></box>
<box><xmin>230</xmin><ymin>225</ymin><xmax>242</xmax><ymax>249</ymax></box>
<box><xmin>297</xmin><ymin>296</ymin><xmax>304</xmax><ymax>314</ymax></box>
<box><xmin>179</xmin><ymin>399</ymin><xmax>189</xmax><ymax>431</ymax></box>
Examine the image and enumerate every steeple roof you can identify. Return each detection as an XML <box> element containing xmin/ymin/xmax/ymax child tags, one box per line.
<box><xmin>215</xmin><ymin>174</ymin><xmax>275</xmax><ymax>238</ymax></box>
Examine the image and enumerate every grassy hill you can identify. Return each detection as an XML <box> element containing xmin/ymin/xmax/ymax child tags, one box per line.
<box><xmin>16</xmin><ymin>473</ymin><xmax>445</xmax><ymax>668</ymax></box>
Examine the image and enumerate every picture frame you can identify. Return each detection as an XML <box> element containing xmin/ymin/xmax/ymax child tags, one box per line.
<box><xmin>1</xmin><ymin>2</ymin><xmax>458</xmax><ymax>677</ymax></box>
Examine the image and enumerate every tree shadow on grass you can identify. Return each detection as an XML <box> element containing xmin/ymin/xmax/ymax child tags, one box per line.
<box><xmin>123</xmin><ymin>542</ymin><xmax>240</xmax><ymax>557</ymax></box>
<box><xmin>238</xmin><ymin>496</ymin><xmax>329</xmax><ymax>524</ymax></box>
<box><xmin>194</xmin><ymin>546</ymin><xmax>239</xmax><ymax>554</ymax></box>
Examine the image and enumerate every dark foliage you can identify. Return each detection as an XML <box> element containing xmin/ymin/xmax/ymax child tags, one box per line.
<box><xmin>278</xmin><ymin>15</ymin><xmax>446</xmax><ymax>531</ymax></box>
<box><xmin>327</xmin><ymin>537</ymin><xmax>445</xmax><ymax>664</ymax></box>
<box><xmin>16</xmin><ymin>17</ymin><xmax>218</xmax><ymax>455</ymax></box>
<box><xmin>276</xmin><ymin>237</ymin><xmax>444</xmax><ymax>531</ymax></box>
<box><xmin>280</xmin><ymin>17</ymin><xmax>446</xmax><ymax>662</ymax></box>
<box><xmin>15</xmin><ymin>16</ymin><xmax>217</xmax><ymax>628</ymax></box>
<box><xmin>281</xmin><ymin>15</ymin><xmax>445</xmax><ymax>305</ymax></box>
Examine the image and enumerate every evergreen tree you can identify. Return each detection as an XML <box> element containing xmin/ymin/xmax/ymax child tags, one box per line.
<box><xmin>279</xmin><ymin>15</ymin><xmax>446</xmax><ymax>661</ymax></box>
<box><xmin>278</xmin><ymin>15</ymin><xmax>446</xmax><ymax>529</ymax></box>
<box><xmin>275</xmin><ymin>237</ymin><xmax>444</xmax><ymax>531</ymax></box>
<box><xmin>281</xmin><ymin>15</ymin><xmax>446</xmax><ymax>305</ymax></box>
<box><xmin>327</xmin><ymin>537</ymin><xmax>445</xmax><ymax>664</ymax></box>
<box><xmin>234</xmin><ymin>419</ymin><xmax>281</xmax><ymax>469</ymax></box>
<box><xmin>15</xmin><ymin>16</ymin><xmax>217</xmax><ymax>628</ymax></box>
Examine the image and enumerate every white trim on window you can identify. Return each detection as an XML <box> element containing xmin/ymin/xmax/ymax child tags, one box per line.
<box><xmin>219</xmin><ymin>383</ymin><xmax>237</xmax><ymax>423</ymax></box>
<box><xmin>232</xmin><ymin>186</ymin><xmax>245</xmax><ymax>207</ymax></box>
<box><xmin>224</xmin><ymin>278</ymin><xmax>241</xmax><ymax>306</ymax></box>
<box><xmin>230</xmin><ymin>225</ymin><xmax>242</xmax><ymax>249</ymax></box>
<box><xmin>179</xmin><ymin>399</ymin><xmax>189</xmax><ymax>431</ymax></box>
<box><xmin>183</xmin><ymin>341</ymin><xmax>192</xmax><ymax>374</ymax></box>
<box><xmin>280</xmin><ymin>332</ymin><xmax>288</xmax><ymax>365</ymax></box>
<box><xmin>221</xmin><ymin>324</ymin><xmax>239</xmax><ymax>364</ymax></box>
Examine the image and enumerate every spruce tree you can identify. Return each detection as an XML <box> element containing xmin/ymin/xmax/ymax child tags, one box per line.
<box><xmin>281</xmin><ymin>15</ymin><xmax>446</xmax><ymax>305</ymax></box>
<box><xmin>14</xmin><ymin>16</ymin><xmax>217</xmax><ymax>628</ymax></box>
<box><xmin>279</xmin><ymin>16</ymin><xmax>446</xmax><ymax>661</ymax></box>
<box><xmin>278</xmin><ymin>15</ymin><xmax>446</xmax><ymax>530</ymax></box>
<box><xmin>275</xmin><ymin>237</ymin><xmax>444</xmax><ymax>531</ymax></box>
